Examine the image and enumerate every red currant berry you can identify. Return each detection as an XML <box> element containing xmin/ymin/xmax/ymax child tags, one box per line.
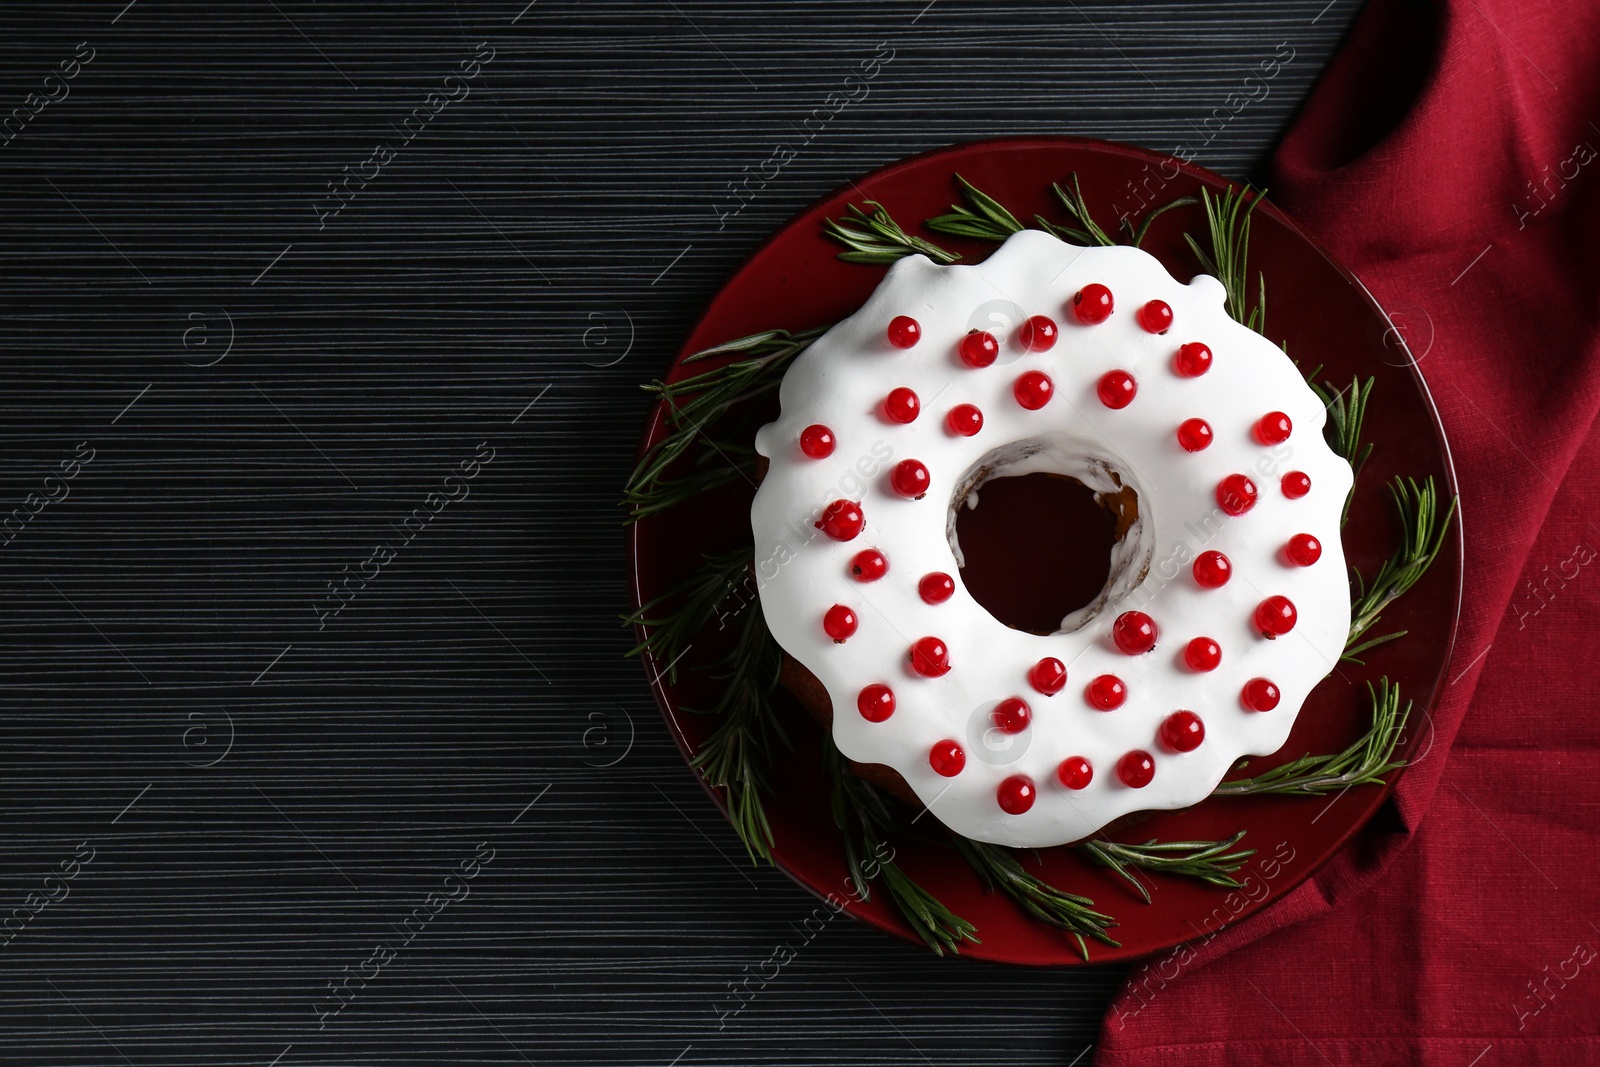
<box><xmin>918</xmin><ymin>572</ymin><xmax>955</xmax><ymax>604</ymax></box>
<box><xmin>1112</xmin><ymin>610</ymin><xmax>1158</xmax><ymax>654</ymax></box>
<box><xmin>1160</xmin><ymin>710</ymin><xmax>1205</xmax><ymax>752</ymax></box>
<box><xmin>850</xmin><ymin>549</ymin><xmax>888</xmax><ymax>582</ymax></box>
<box><xmin>1072</xmin><ymin>283</ymin><xmax>1114</xmax><ymax>324</ymax></box>
<box><xmin>1117</xmin><ymin>750</ymin><xmax>1155</xmax><ymax>788</ymax></box>
<box><xmin>1177</xmin><ymin>417</ymin><xmax>1213</xmax><ymax>452</ymax></box>
<box><xmin>823</xmin><ymin>604</ymin><xmax>858</xmax><ymax>642</ymax></box>
<box><xmin>992</xmin><ymin>697</ymin><xmax>1031</xmax><ymax>734</ymax></box>
<box><xmin>1097</xmin><ymin>370</ymin><xmax>1137</xmax><ymax>409</ymax></box>
<box><xmin>1217</xmin><ymin>474</ymin><xmax>1258</xmax><ymax>515</ymax></box>
<box><xmin>815</xmin><ymin>500</ymin><xmax>864</xmax><ymax>541</ymax></box>
<box><xmin>1193</xmin><ymin>550</ymin><xmax>1232</xmax><ymax>588</ymax></box>
<box><xmin>1018</xmin><ymin>315</ymin><xmax>1058</xmax><ymax>352</ymax></box>
<box><xmin>1174</xmin><ymin>342</ymin><xmax>1213</xmax><ymax>377</ymax></box>
<box><xmin>959</xmin><ymin>330</ymin><xmax>999</xmax><ymax>367</ymax></box>
<box><xmin>858</xmin><ymin>683</ymin><xmax>895</xmax><ymax>721</ymax></box>
<box><xmin>891</xmin><ymin>459</ymin><xmax>930</xmax><ymax>499</ymax></box>
<box><xmin>997</xmin><ymin>774</ymin><xmax>1037</xmax><ymax>814</ymax></box>
<box><xmin>1282</xmin><ymin>471</ymin><xmax>1312</xmax><ymax>499</ymax></box>
<box><xmin>1057</xmin><ymin>756</ymin><xmax>1093</xmax><ymax>790</ymax></box>
<box><xmin>799</xmin><ymin>424</ymin><xmax>835</xmax><ymax>459</ymax></box>
<box><xmin>1254</xmin><ymin>411</ymin><xmax>1293</xmax><ymax>445</ymax></box>
<box><xmin>929</xmin><ymin>739</ymin><xmax>965</xmax><ymax>777</ymax></box>
<box><xmin>887</xmin><ymin>315</ymin><xmax>921</xmax><ymax>349</ymax></box>
<box><xmin>885</xmin><ymin>387</ymin><xmax>920</xmax><ymax>424</ymax></box>
<box><xmin>1029</xmin><ymin>657</ymin><xmax>1067</xmax><ymax>696</ymax></box>
<box><xmin>1087</xmin><ymin>674</ymin><xmax>1127</xmax><ymax>710</ymax></box>
<box><xmin>1184</xmin><ymin>636</ymin><xmax>1221</xmax><ymax>672</ymax></box>
<box><xmin>910</xmin><ymin>636</ymin><xmax>950</xmax><ymax>677</ymax></box>
<box><xmin>1014</xmin><ymin>370</ymin><xmax>1054</xmax><ymax>410</ymax></box>
<box><xmin>1286</xmin><ymin>533</ymin><xmax>1322</xmax><ymax>566</ymax></box>
<box><xmin>1255</xmin><ymin>595</ymin><xmax>1298</xmax><ymax>637</ymax></box>
<box><xmin>1138</xmin><ymin>299</ymin><xmax>1174</xmax><ymax>334</ymax></box>
<box><xmin>1241</xmin><ymin>677</ymin><xmax>1281</xmax><ymax>712</ymax></box>
<box><xmin>946</xmin><ymin>403</ymin><xmax>984</xmax><ymax>436</ymax></box>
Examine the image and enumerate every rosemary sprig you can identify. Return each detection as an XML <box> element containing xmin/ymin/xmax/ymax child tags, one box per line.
<box><xmin>924</xmin><ymin>174</ymin><xmax>1026</xmax><ymax>242</ymax></box>
<box><xmin>624</xmin><ymin>440</ymin><xmax>758</xmax><ymax>522</ymax></box>
<box><xmin>1184</xmin><ymin>185</ymin><xmax>1266</xmax><ymax>332</ymax></box>
<box><xmin>824</xmin><ymin>742</ymin><xmax>979</xmax><ymax>955</ymax></box>
<box><xmin>623</xmin><ymin>548</ymin><xmax>753</xmax><ymax>683</ymax></box>
<box><xmin>623</xmin><ymin>326</ymin><xmax>825</xmax><ymax>523</ymax></box>
<box><xmin>1309</xmin><ymin>374</ymin><xmax>1375</xmax><ymax>527</ymax></box>
<box><xmin>951</xmin><ymin>837</ymin><xmax>1119</xmax><ymax>961</ymax></box>
<box><xmin>1212</xmin><ymin>679</ymin><xmax>1410</xmax><ymax>797</ymax></box>
<box><xmin>1345</xmin><ymin>477</ymin><xmax>1457</xmax><ymax>657</ymax></box>
<box><xmin>1045</xmin><ymin>173</ymin><xmax>1117</xmax><ymax>247</ymax></box>
<box><xmin>689</xmin><ymin>588</ymin><xmax>785</xmax><ymax>864</ymax></box>
<box><xmin>1077</xmin><ymin>831</ymin><xmax>1254</xmax><ymax>902</ymax></box>
<box><xmin>923</xmin><ymin>173</ymin><xmax>1198</xmax><ymax>253</ymax></box>
<box><xmin>823</xmin><ymin>202</ymin><xmax>959</xmax><ymax>265</ymax></box>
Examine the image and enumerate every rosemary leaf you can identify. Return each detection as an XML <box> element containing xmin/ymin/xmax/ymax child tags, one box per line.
<box><xmin>1123</xmin><ymin>194</ymin><xmax>1199</xmax><ymax>248</ymax></box>
<box><xmin>924</xmin><ymin>174</ymin><xmax>1026</xmax><ymax>242</ymax></box>
<box><xmin>1309</xmin><ymin>375</ymin><xmax>1375</xmax><ymax>526</ymax></box>
<box><xmin>680</xmin><ymin>325</ymin><xmax>825</xmax><ymax>365</ymax></box>
<box><xmin>1346</xmin><ymin>477</ymin><xmax>1458</xmax><ymax>654</ymax></box>
<box><xmin>1048</xmin><ymin>174</ymin><xmax>1117</xmax><ymax>247</ymax></box>
<box><xmin>951</xmin><ymin>837</ymin><xmax>1119</xmax><ymax>961</ymax></box>
<box><xmin>1212</xmin><ymin>679</ymin><xmax>1411</xmax><ymax>797</ymax></box>
<box><xmin>1077</xmin><ymin>831</ymin><xmax>1254</xmax><ymax>903</ymax></box>
<box><xmin>823</xmin><ymin>202</ymin><xmax>959</xmax><ymax>265</ymax></box>
<box><xmin>1254</xmin><ymin>270</ymin><xmax>1267</xmax><ymax>337</ymax></box>
<box><xmin>1341</xmin><ymin>629</ymin><xmax>1407</xmax><ymax>665</ymax></box>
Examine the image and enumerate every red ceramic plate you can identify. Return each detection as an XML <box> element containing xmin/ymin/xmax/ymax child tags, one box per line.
<box><xmin>628</xmin><ymin>137</ymin><xmax>1462</xmax><ymax>965</ymax></box>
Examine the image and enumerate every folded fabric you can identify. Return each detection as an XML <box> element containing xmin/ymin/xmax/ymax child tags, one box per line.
<box><xmin>1096</xmin><ymin>1</ymin><xmax>1600</xmax><ymax>1062</ymax></box>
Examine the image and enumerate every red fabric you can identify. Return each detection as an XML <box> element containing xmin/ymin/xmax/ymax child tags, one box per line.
<box><xmin>1096</xmin><ymin>1</ymin><xmax>1600</xmax><ymax>1063</ymax></box>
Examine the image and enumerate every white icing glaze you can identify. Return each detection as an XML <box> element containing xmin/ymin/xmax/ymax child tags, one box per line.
<box><xmin>750</xmin><ymin>229</ymin><xmax>1352</xmax><ymax>847</ymax></box>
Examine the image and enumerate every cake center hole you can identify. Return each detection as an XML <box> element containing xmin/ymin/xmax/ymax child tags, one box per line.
<box><xmin>954</xmin><ymin>472</ymin><xmax>1135</xmax><ymax>636</ymax></box>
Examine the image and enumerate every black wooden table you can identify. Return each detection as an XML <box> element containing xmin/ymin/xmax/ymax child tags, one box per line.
<box><xmin>0</xmin><ymin>2</ymin><xmax>1360</xmax><ymax>1063</ymax></box>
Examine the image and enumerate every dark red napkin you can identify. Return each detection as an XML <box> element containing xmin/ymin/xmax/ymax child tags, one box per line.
<box><xmin>1096</xmin><ymin>1</ymin><xmax>1600</xmax><ymax>1063</ymax></box>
